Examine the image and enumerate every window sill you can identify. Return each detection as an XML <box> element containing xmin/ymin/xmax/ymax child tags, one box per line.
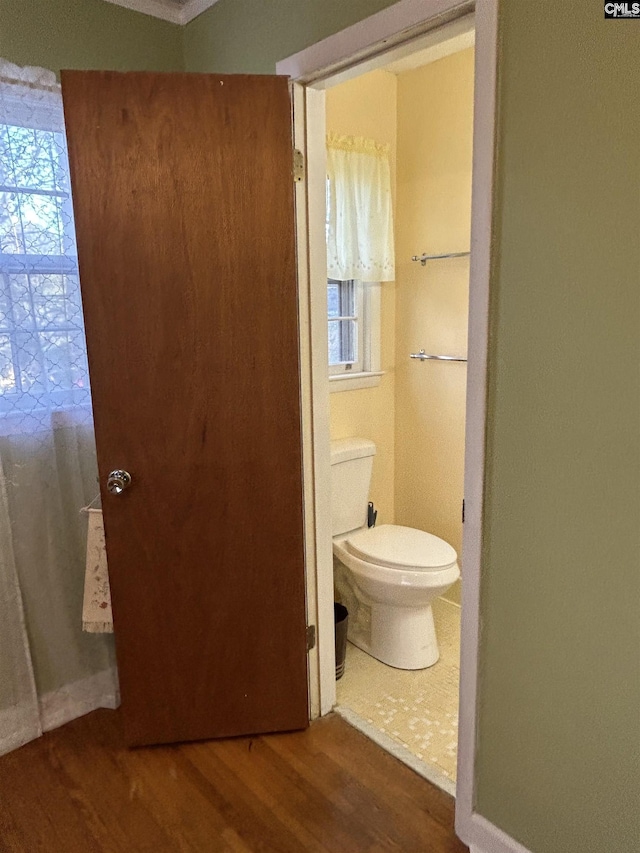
<box><xmin>329</xmin><ymin>371</ymin><xmax>384</xmax><ymax>393</ymax></box>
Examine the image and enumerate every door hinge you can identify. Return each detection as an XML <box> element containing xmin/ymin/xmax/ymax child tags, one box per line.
<box><xmin>306</xmin><ymin>624</ymin><xmax>316</xmax><ymax>651</ymax></box>
<box><xmin>462</xmin><ymin>498</ymin><xmax>465</xmax><ymax>523</ymax></box>
<box><xmin>293</xmin><ymin>148</ymin><xmax>305</xmax><ymax>183</ymax></box>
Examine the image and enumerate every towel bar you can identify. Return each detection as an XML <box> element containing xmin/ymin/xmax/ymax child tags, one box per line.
<box><xmin>410</xmin><ymin>350</ymin><xmax>467</xmax><ymax>363</ymax></box>
<box><xmin>411</xmin><ymin>251</ymin><xmax>470</xmax><ymax>266</ymax></box>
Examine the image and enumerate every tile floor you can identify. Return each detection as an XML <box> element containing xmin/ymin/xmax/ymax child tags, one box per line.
<box><xmin>336</xmin><ymin>597</ymin><xmax>461</xmax><ymax>783</ymax></box>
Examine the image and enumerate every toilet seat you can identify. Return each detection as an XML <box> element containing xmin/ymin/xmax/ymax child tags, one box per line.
<box><xmin>345</xmin><ymin>524</ymin><xmax>457</xmax><ymax>572</ymax></box>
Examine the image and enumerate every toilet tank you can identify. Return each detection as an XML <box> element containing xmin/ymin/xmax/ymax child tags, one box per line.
<box><xmin>330</xmin><ymin>438</ymin><xmax>376</xmax><ymax>536</ymax></box>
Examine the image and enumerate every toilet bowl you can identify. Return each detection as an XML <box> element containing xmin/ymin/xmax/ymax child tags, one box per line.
<box><xmin>330</xmin><ymin>437</ymin><xmax>460</xmax><ymax>670</ymax></box>
<box><xmin>333</xmin><ymin>524</ymin><xmax>459</xmax><ymax>669</ymax></box>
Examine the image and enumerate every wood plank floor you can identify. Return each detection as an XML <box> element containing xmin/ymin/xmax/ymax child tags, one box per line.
<box><xmin>0</xmin><ymin>709</ymin><xmax>468</xmax><ymax>852</ymax></box>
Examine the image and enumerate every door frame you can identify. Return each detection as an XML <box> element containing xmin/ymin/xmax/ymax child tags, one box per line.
<box><xmin>279</xmin><ymin>4</ymin><xmax>524</xmax><ymax>853</ymax></box>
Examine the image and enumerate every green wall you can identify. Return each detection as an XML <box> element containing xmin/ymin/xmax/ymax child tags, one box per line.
<box><xmin>475</xmin><ymin>3</ymin><xmax>640</xmax><ymax>852</ymax></box>
<box><xmin>182</xmin><ymin>2</ymin><xmax>640</xmax><ymax>853</ymax></box>
<box><xmin>0</xmin><ymin>0</ymin><xmax>183</xmax><ymax>75</ymax></box>
<box><xmin>184</xmin><ymin>0</ymin><xmax>397</xmax><ymax>73</ymax></box>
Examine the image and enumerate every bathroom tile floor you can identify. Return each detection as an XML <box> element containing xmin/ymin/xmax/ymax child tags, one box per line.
<box><xmin>336</xmin><ymin>597</ymin><xmax>460</xmax><ymax>784</ymax></box>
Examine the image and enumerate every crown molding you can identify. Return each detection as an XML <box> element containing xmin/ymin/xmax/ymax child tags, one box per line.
<box><xmin>102</xmin><ymin>0</ymin><xmax>220</xmax><ymax>26</ymax></box>
<box><xmin>180</xmin><ymin>0</ymin><xmax>220</xmax><ymax>23</ymax></box>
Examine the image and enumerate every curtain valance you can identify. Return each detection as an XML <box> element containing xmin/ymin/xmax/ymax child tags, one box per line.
<box><xmin>326</xmin><ymin>132</ymin><xmax>395</xmax><ymax>283</ymax></box>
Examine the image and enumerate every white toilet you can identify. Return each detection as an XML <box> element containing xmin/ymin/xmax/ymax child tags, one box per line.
<box><xmin>331</xmin><ymin>438</ymin><xmax>460</xmax><ymax>670</ymax></box>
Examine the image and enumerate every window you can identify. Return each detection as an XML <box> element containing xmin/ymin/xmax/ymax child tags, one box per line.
<box><xmin>0</xmin><ymin>101</ymin><xmax>90</xmax><ymax>416</ymax></box>
<box><xmin>328</xmin><ymin>278</ymin><xmax>363</xmax><ymax>374</ymax></box>
<box><xmin>325</xmin><ymin>133</ymin><xmax>393</xmax><ymax>392</ymax></box>
<box><xmin>327</xmin><ymin>277</ymin><xmax>382</xmax><ymax>391</ymax></box>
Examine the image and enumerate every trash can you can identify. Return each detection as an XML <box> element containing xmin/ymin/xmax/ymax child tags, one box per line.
<box><xmin>334</xmin><ymin>602</ymin><xmax>349</xmax><ymax>680</ymax></box>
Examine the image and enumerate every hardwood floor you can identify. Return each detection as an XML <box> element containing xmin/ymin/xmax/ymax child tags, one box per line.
<box><xmin>0</xmin><ymin>709</ymin><xmax>468</xmax><ymax>852</ymax></box>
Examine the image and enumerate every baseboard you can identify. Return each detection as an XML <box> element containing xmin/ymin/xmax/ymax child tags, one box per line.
<box><xmin>335</xmin><ymin>704</ymin><xmax>456</xmax><ymax>797</ymax></box>
<box><xmin>460</xmin><ymin>813</ymin><xmax>533</xmax><ymax>853</ymax></box>
<box><xmin>0</xmin><ymin>700</ymin><xmax>42</xmax><ymax>757</ymax></box>
<box><xmin>0</xmin><ymin>666</ymin><xmax>120</xmax><ymax>757</ymax></box>
<box><xmin>40</xmin><ymin>666</ymin><xmax>120</xmax><ymax>733</ymax></box>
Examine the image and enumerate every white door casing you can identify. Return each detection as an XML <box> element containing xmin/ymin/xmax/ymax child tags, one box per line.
<box><xmin>280</xmin><ymin>3</ymin><xmax>534</xmax><ymax>853</ymax></box>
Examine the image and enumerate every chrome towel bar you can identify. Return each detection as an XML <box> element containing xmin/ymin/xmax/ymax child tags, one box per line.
<box><xmin>410</xmin><ymin>349</ymin><xmax>467</xmax><ymax>363</ymax></box>
<box><xmin>411</xmin><ymin>251</ymin><xmax>470</xmax><ymax>266</ymax></box>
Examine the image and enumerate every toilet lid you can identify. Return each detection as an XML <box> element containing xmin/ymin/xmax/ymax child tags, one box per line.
<box><xmin>346</xmin><ymin>524</ymin><xmax>457</xmax><ymax>571</ymax></box>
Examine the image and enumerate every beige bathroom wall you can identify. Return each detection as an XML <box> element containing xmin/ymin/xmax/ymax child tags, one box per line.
<box><xmin>325</xmin><ymin>70</ymin><xmax>397</xmax><ymax>525</ymax></box>
<box><xmin>394</xmin><ymin>49</ymin><xmax>474</xmax><ymax>601</ymax></box>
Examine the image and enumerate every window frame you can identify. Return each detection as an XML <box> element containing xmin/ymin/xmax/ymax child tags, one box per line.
<box><xmin>327</xmin><ymin>277</ymin><xmax>383</xmax><ymax>392</ymax></box>
<box><xmin>327</xmin><ymin>278</ymin><xmax>364</xmax><ymax>375</ymax></box>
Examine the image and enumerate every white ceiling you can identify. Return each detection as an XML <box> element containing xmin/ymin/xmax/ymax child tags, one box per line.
<box><xmin>102</xmin><ymin>0</ymin><xmax>220</xmax><ymax>25</ymax></box>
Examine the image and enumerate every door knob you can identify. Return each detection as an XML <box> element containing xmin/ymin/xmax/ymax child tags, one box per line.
<box><xmin>106</xmin><ymin>469</ymin><xmax>132</xmax><ymax>495</ymax></box>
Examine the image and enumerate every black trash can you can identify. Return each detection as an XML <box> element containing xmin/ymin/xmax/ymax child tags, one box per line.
<box><xmin>334</xmin><ymin>603</ymin><xmax>349</xmax><ymax>680</ymax></box>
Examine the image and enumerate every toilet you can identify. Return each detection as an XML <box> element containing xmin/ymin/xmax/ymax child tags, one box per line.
<box><xmin>331</xmin><ymin>438</ymin><xmax>460</xmax><ymax>670</ymax></box>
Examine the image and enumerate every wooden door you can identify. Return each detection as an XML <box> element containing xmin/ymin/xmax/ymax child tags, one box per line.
<box><xmin>61</xmin><ymin>71</ymin><xmax>308</xmax><ymax>747</ymax></box>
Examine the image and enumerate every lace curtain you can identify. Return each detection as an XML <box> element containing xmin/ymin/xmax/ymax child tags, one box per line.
<box><xmin>0</xmin><ymin>59</ymin><xmax>118</xmax><ymax>756</ymax></box>
<box><xmin>326</xmin><ymin>133</ymin><xmax>395</xmax><ymax>282</ymax></box>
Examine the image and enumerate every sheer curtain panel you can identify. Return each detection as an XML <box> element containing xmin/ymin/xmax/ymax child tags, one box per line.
<box><xmin>326</xmin><ymin>133</ymin><xmax>395</xmax><ymax>283</ymax></box>
<box><xmin>0</xmin><ymin>60</ymin><xmax>118</xmax><ymax>756</ymax></box>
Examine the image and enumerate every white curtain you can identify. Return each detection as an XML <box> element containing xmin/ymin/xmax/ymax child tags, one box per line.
<box><xmin>0</xmin><ymin>60</ymin><xmax>118</xmax><ymax>756</ymax></box>
<box><xmin>326</xmin><ymin>133</ymin><xmax>395</xmax><ymax>282</ymax></box>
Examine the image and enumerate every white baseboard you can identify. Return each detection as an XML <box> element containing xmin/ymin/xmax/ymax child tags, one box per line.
<box><xmin>0</xmin><ymin>667</ymin><xmax>120</xmax><ymax>757</ymax></box>
<box><xmin>40</xmin><ymin>666</ymin><xmax>120</xmax><ymax>733</ymax></box>
<box><xmin>462</xmin><ymin>813</ymin><xmax>533</xmax><ymax>853</ymax></box>
<box><xmin>0</xmin><ymin>700</ymin><xmax>42</xmax><ymax>757</ymax></box>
